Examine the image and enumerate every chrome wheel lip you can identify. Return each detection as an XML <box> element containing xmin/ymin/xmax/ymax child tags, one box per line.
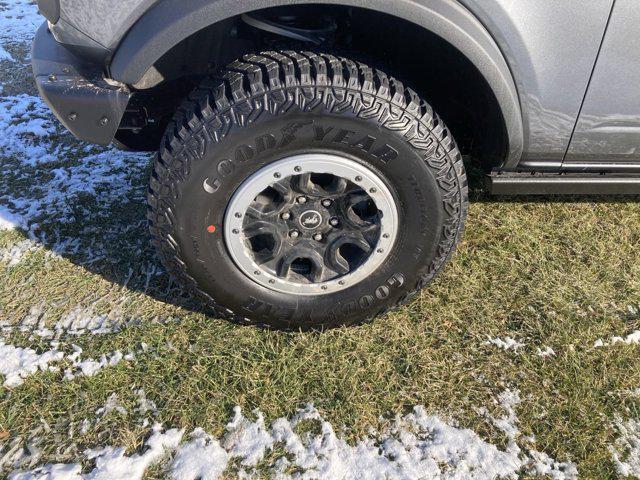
<box><xmin>224</xmin><ymin>154</ymin><xmax>399</xmax><ymax>295</ymax></box>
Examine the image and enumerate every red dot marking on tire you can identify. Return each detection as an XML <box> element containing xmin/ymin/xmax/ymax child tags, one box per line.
<box><xmin>207</xmin><ymin>225</ymin><xmax>216</xmax><ymax>233</ymax></box>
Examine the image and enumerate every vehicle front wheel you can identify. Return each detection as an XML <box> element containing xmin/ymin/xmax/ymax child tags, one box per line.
<box><xmin>148</xmin><ymin>51</ymin><xmax>468</xmax><ymax>329</ymax></box>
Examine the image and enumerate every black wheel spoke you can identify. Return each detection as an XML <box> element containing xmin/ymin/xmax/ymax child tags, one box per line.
<box><xmin>327</xmin><ymin>245</ymin><xmax>351</xmax><ymax>275</ymax></box>
<box><xmin>271</xmin><ymin>178</ymin><xmax>292</xmax><ymax>196</ymax></box>
<box><xmin>276</xmin><ymin>246</ymin><xmax>325</xmax><ymax>283</ymax></box>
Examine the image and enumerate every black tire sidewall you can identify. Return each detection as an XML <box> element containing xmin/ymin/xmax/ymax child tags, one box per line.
<box><xmin>172</xmin><ymin>110</ymin><xmax>444</xmax><ymax>328</ymax></box>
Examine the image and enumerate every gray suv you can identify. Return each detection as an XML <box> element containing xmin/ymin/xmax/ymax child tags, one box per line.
<box><xmin>31</xmin><ymin>0</ymin><xmax>640</xmax><ymax>329</ymax></box>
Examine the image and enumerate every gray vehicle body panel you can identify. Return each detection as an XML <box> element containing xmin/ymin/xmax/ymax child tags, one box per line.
<box><xmin>58</xmin><ymin>0</ymin><xmax>158</xmax><ymax>49</ymax></box>
<box><xmin>459</xmin><ymin>0</ymin><xmax>613</xmax><ymax>167</ymax></box>
<box><xmin>565</xmin><ymin>0</ymin><xmax>640</xmax><ymax>165</ymax></box>
<box><xmin>48</xmin><ymin>0</ymin><xmax>640</xmax><ymax>171</ymax></box>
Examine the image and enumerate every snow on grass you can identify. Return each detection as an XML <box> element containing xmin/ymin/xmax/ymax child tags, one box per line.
<box><xmin>134</xmin><ymin>388</ymin><xmax>158</xmax><ymax>417</ymax></box>
<box><xmin>0</xmin><ymin>0</ymin><xmax>43</xmax><ymax>62</ymax></box>
<box><xmin>0</xmin><ymin>45</ymin><xmax>13</xmax><ymax>62</ymax></box>
<box><xmin>0</xmin><ymin>203</ymin><xmax>23</xmax><ymax>230</ymax></box>
<box><xmin>484</xmin><ymin>336</ymin><xmax>525</xmax><ymax>352</ymax></box>
<box><xmin>64</xmin><ymin>346</ymin><xmax>133</xmax><ymax>380</ymax></box>
<box><xmin>0</xmin><ymin>340</ymin><xmax>64</xmax><ymax>388</ymax></box>
<box><xmin>171</xmin><ymin>429</ymin><xmax>229</xmax><ymax>480</ymax></box>
<box><xmin>9</xmin><ymin>394</ymin><xmax>578</xmax><ymax>479</ymax></box>
<box><xmin>95</xmin><ymin>393</ymin><xmax>128</xmax><ymax>417</ymax></box>
<box><xmin>609</xmin><ymin>415</ymin><xmax>640</xmax><ymax>477</ymax></box>
<box><xmin>55</xmin><ymin>306</ymin><xmax>133</xmax><ymax>337</ymax></box>
<box><xmin>536</xmin><ymin>346</ymin><xmax>556</xmax><ymax>358</ymax></box>
<box><xmin>9</xmin><ymin>425</ymin><xmax>184</xmax><ymax>480</ymax></box>
<box><xmin>0</xmin><ymin>93</ymin><xmax>150</xmax><ymax>245</ymax></box>
<box><xmin>0</xmin><ymin>136</ymin><xmax>149</xmax><ymax>233</ymax></box>
<box><xmin>0</xmin><ymin>94</ymin><xmax>60</xmax><ymax>166</ymax></box>
<box><xmin>0</xmin><ymin>339</ymin><xmax>134</xmax><ymax>388</ymax></box>
<box><xmin>594</xmin><ymin>330</ymin><xmax>640</xmax><ymax>348</ymax></box>
<box><xmin>0</xmin><ymin>238</ymin><xmax>40</xmax><ymax>266</ymax></box>
<box><xmin>4</xmin><ymin>304</ymin><xmax>136</xmax><ymax>340</ymax></box>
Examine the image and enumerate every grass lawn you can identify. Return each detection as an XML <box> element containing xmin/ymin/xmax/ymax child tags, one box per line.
<box><xmin>1</xmin><ymin>1</ymin><xmax>639</xmax><ymax>478</ymax></box>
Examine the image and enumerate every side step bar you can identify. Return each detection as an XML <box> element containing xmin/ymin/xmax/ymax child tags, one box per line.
<box><xmin>486</xmin><ymin>173</ymin><xmax>640</xmax><ymax>195</ymax></box>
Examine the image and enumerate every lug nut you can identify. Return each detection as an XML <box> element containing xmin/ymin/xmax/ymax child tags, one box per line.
<box><xmin>313</xmin><ymin>233</ymin><xmax>323</xmax><ymax>241</ymax></box>
<box><xmin>281</xmin><ymin>212</ymin><xmax>291</xmax><ymax>220</ymax></box>
<box><xmin>289</xmin><ymin>230</ymin><xmax>300</xmax><ymax>239</ymax></box>
<box><xmin>297</xmin><ymin>196</ymin><xmax>308</xmax><ymax>204</ymax></box>
<box><xmin>322</xmin><ymin>199</ymin><xmax>332</xmax><ymax>207</ymax></box>
<box><xmin>329</xmin><ymin>218</ymin><xmax>339</xmax><ymax>227</ymax></box>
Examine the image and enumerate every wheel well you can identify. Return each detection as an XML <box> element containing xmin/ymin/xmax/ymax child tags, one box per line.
<box><xmin>116</xmin><ymin>5</ymin><xmax>508</xmax><ymax>170</ymax></box>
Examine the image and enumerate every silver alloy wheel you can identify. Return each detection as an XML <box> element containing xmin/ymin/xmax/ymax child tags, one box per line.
<box><xmin>224</xmin><ymin>154</ymin><xmax>398</xmax><ymax>295</ymax></box>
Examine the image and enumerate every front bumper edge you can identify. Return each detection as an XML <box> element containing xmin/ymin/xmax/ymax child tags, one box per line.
<box><xmin>31</xmin><ymin>22</ymin><xmax>130</xmax><ymax>146</ymax></box>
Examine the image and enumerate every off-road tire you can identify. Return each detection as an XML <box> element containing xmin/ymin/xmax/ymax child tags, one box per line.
<box><xmin>148</xmin><ymin>51</ymin><xmax>468</xmax><ymax>330</ymax></box>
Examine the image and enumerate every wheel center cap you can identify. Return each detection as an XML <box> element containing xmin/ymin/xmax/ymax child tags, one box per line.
<box><xmin>299</xmin><ymin>210</ymin><xmax>322</xmax><ymax>229</ymax></box>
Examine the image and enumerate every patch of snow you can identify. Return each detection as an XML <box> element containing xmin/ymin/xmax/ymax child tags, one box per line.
<box><xmin>0</xmin><ymin>239</ymin><xmax>39</xmax><ymax>267</ymax></box>
<box><xmin>11</xmin><ymin>304</ymin><xmax>139</xmax><ymax>340</ymax></box>
<box><xmin>594</xmin><ymin>330</ymin><xmax>640</xmax><ymax>348</ymax></box>
<box><xmin>536</xmin><ymin>346</ymin><xmax>556</xmax><ymax>358</ymax></box>
<box><xmin>11</xmin><ymin>393</ymin><xmax>577</xmax><ymax>479</ymax></box>
<box><xmin>0</xmin><ymin>339</ymin><xmax>134</xmax><ymax>388</ymax></box>
<box><xmin>8</xmin><ymin>463</ymin><xmax>82</xmax><ymax>480</ymax></box>
<box><xmin>624</xmin><ymin>388</ymin><xmax>640</xmax><ymax>397</ymax></box>
<box><xmin>484</xmin><ymin>336</ymin><xmax>526</xmax><ymax>352</ymax></box>
<box><xmin>0</xmin><ymin>340</ymin><xmax>64</xmax><ymax>388</ymax></box>
<box><xmin>85</xmin><ymin>426</ymin><xmax>183</xmax><ymax>480</ymax></box>
<box><xmin>0</xmin><ymin>92</ymin><xmax>150</xmax><ymax>253</ymax></box>
<box><xmin>609</xmin><ymin>415</ymin><xmax>640</xmax><ymax>477</ymax></box>
<box><xmin>56</xmin><ymin>306</ymin><xmax>128</xmax><ymax>337</ymax></box>
<box><xmin>171</xmin><ymin>429</ymin><xmax>229</xmax><ymax>480</ymax></box>
<box><xmin>0</xmin><ymin>45</ymin><xmax>13</xmax><ymax>62</ymax></box>
<box><xmin>0</xmin><ymin>204</ymin><xmax>23</xmax><ymax>230</ymax></box>
<box><xmin>18</xmin><ymin>305</ymin><xmax>55</xmax><ymax>339</ymax></box>
<box><xmin>95</xmin><ymin>393</ymin><xmax>128</xmax><ymax>417</ymax></box>
<box><xmin>135</xmin><ymin>388</ymin><xmax>157</xmax><ymax>417</ymax></box>
<box><xmin>9</xmin><ymin>426</ymin><xmax>183</xmax><ymax>480</ymax></box>
<box><xmin>0</xmin><ymin>0</ymin><xmax>42</xmax><ymax>64</ymax></box>
<box><xmin>223</xmin><ymin>407</ymin><xmax>274</xmax><ymax>467</ymax></box>
<box><xmin>64</xmin><ymin>348</ymin><xmax>132</xmax><ymax>380</ymax></box>
<box><xmin>611</xmin><ymin>331</ymin><xmax>640</xmax><ymax>346</ymax></box>
<box><xmin>0</xmin><ymin>95</ymin><xmax>60</xmax><ymax>166</ymax></box>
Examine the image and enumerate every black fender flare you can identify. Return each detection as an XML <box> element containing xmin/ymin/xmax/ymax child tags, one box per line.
<box><xmin>109</xmin><ymin>0</ymin><xmax>524</xmax><ymax>167</ymax></box>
